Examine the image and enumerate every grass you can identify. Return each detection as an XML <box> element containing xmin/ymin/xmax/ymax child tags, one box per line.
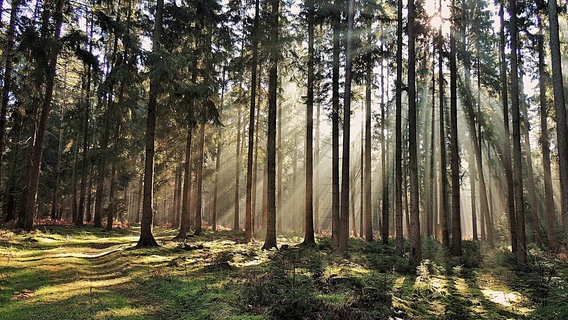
<box><xmin>1</xmin><ymin>225</ymin><xmax>566</xmax><ymax>319</ymax></box>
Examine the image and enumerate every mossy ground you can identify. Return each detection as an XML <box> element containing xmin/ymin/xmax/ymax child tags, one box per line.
<box><xmin>1</xmin><ymin>225</ymin><xmax>566</xmax><ymax>319</ymax></box>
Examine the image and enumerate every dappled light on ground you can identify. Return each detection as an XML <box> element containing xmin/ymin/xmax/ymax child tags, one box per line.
<box><xmin>1</xmin><ymin>226</ymin><xmax>566</xmax><ymax>319</ymax></box>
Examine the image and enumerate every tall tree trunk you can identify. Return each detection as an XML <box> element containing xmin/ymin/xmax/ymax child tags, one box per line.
<box><xmin>262</xmin><ymin>0</ymin><xmax>279</xmax><ymax>250</ymax></box>
<box><xmin>338</xmin><ymin>0</ymin><xmax>355</xmax><ymax>253</ymax></box>
<box><xmin>194</xmin><ymin>123</ymin><xmax>205</xmax><ymax>235</ymax></box>
<box><xmin>468</xmin><ymin>144</ymin><xmax>478</xmax><ymax>240</ymax></box>
<box><xmin>0</xmin><ymin>0</ymin><xmax>20</xmax><ymax>184</ymax></box>
<box><xmin>381</xmin><ymin>58</ymin><xmax>389</xmax><ymax>244</ymax></box>
<box><xmin>177</xmin><ymin>126</ymin><xmax>193</xmax><ymax>238</ymax></box>
<box><xmin>302</xmin><ymin>0</ymin><xmax>315</xmax><ymax>246</ymax></box>
<box><xmin>548</xmin><ymin>0</ymin><xmax>568</xmax><ymax>244</ymax></box>
<box><xmin>500</xmin><ymin>0</ymin><xmax>517</xmax><ymax>253</ymax></box>
<box><xmin>365</xmin><ymin>47</ymin><xmax>373</xmax><ymax>242</ymax></box>
<box><xmin>137</xmin><ymin>0</ymin><xmax>164</xmax><ymax>247</ymax></box>
<box><xmin>245</xmin><ymin>0</ymin><xmax>260</xmax><ymax>242</ymax></box>
<box><xmin>407</xmin><ymin>0</ymin><xmax>422</xmax><ymax>263</ymax></box>
<box><xmin>72</xmin><ymin>130</ymin><xmax>80</xmax><ymax>224</ymax></box>
<box><xmin>537</xmin><ymin>8</ymin><xmax>556</xmax><ymax>249</ymax></box>
<box><xmin>22</xmin><ymin>0</ymin><xmax>65</xmax><ymax>231</ymax></box>
<box><xmin>395</xmin><ymin>0</ymin><xmax>404</xmax><ymax>256</ymax></box>
<box><xmin>330</xmin><ymin>0</ymin><xmax>341</xmax><ymax>248</ymax></box>
<box><xmin>438</xmin><ymin>21</ymin><xmax>449</xmax><ymax>248</ymax></box>
<box><xmin>509</xmin><ymin>0</ymin><xmax>527</xmax><ymax>267</ymax></box>
<box><xmin>449</xmin><ymin>0</ymin><xmax>462</xmax><ymax>256</ymax></box>
<box><xmin>234</xmin><ymin>106</ymin><xmax>242</xmax><ymax>230</ymax></box>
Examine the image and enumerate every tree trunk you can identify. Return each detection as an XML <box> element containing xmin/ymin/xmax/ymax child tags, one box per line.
<box><xmin>407</xmin><ymin>0</ymin><xmax>422</xmax><ymax>263</ymax></box>
<box><xmin>177</xmin><ymin>126</ymin><xmax>193</xmax><ymax>238</ymax></box>
<box><xmin>194</xmin><ymin>123</ymin><xmax>205</xmax><ymax>235</ymax></box>
<box><xmin>234</xmin><ymin>106</ymin><xmax>242</xmax><ymax>231</ymax></box>
<box><xmin>245</xmin><ymin>0</ymin><xmax>260</xmax><ymax>242</ymax></box>
<box><xmin>338</xmin><ymin>0</ymin><xmax>355</xmax><ymax>253</ymax></box>
<box><xmin>438</xmin><ymin>22</ymin><xmax>449</xmax><ymax>248</ymax></box>
<box><xmin>22</xmin><ymin>0</ymin><xmax>65</xmax><ymax>231</ymax></box>
<box><xmin>537</xmin><ymin>9</ymin><xmax>556</xmax><ymax>249</ymax></box>
<box><xmin>500</xmin><ymin>0</ymin><xmax>517</xmax><ymax>253</ymax></box>
<box><xmin>262</xmin><ymin>0</ymin><xmax>279</xmax><ymax>250</ymax></box>
<box><xmin>302</xmin><ymin>0</ymin><xmax>315</xmax><ymax>246</ymax></box>
<box><xmin>548</xmin><ymin>0</ymin><xmax>568</xmax><ymax>245</ymax></box>
<box><xmin>449</xmin><ymin>0</ymin><xmax>462</xmax><ymax>256</ymax></box>
<box><xmin>365</xmin><ymin>46</ymin><xmax>374</xmax><ymax>242</ymax></box>
<box><xmin>395</xmin><ymin>0</ymin><xmax>404</xmax><ymax>256</ymax></box>
<box><xmin>509</xmin><ymin>0</ymin><xmax>527</xmax><ymax>267</ymax></box>
<box><xmin>331</xmin><ymin>0</ymin><xmax>341</xmax><ymax>249</ymax></box>
<box><xmin>137</xmin><ymin>0</ymin><xmax>163</xmax><ymax>247</ymax></box>
<box><xmin>0</xmin><ymin>0</ymin><xmax>20</xmax><ymax>184</ymax></box>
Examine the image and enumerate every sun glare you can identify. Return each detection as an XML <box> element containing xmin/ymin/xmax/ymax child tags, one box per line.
<box><xmin>430</xmin><ymin>15</ymin><xmax>443</xmax><ymax>30</ymax></box>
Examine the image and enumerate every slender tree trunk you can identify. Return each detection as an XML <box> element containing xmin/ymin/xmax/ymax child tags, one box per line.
<box><xmin>537</xmin><ymin>10</ymin><xmax>556</xmax><ymax>249</ymax></box>
<box><xmin>500</xmin><ymin>0</ymin><xmax>517</xmax><ymax>253</ymax></box>
<box><xmin>262</xmin><ymin>0</ymin><xmax>279</xmax><ymax>250</ymax></box>
<box><xmin>338</xmin><ymin>0</ymin><xmax>355</xmax><ymax>253</ymax></box>
<box><xmin>381</xmin><ymin>59</ymin><xmax>389</xmax><ymax>243</ymax></box>
<box><xmin>234</xmin><ymin>106</ymin><xmax>242</xmax><ymax>231</ymax></box>
<box><xmin>177</xmin><ymin>126</ymin><xmax>193</xmax><ymax>238</ymax></box>
<box><xmin>365</xmin><ymin>49</ymin><xmax>373</xmax><ymax>242</ymax></box>
<box><xmin>548</xmin><ymin>0</ymin><xmax>568</xmax><ymax>244</ymax></box>
<box><xmin>137</xmin><ymin>0</ymin><xmax>163</xmax><ymax>247</ymax></box>
<box><xmin>395</xmin><ymin>0</ymin><xmax>404</xmax><ymax>256</ymax></box>
<box><xmin>72</xmin><ymin>130</ymin><xmax>79</xmax><ymax>224</ymax></box>
<box><xmin>245</xmin><ymin>0</ymin><xmax>260</xmax><ymax>242</ymax></box>
<box><xmin>438</xmin><ymin>24</ymin><xmax>449</xmax><ymax>248</ymax></box>
<box><xmin>468</xmin><ymin>145</ymin><xmax>478</xmax><ymax>240</ymax></box>
<box><xmin>302</xmin><ymin>0</ymin><xmax>315</xmax><ymax>245</ymax></box>
<box><xmin>22</xmin><ymin>0</ymin><xmax>65</xmax><ymax>231</ymax></box>
<box><xmin>194</xmin><ymin>123</ymin><xmax>205</xmax><ymax>235</ymax></box>
<box><xmin>331</xmin><ymin>0</ymin><xmax>341</xmax><ymax>249</ymax></box>
<box><xmin>509</xmin><ymin>0</ymin><xmax>527</xmax><ymax>266</ymax></box>
<box><xmin>0</xmin><ymin>0</ymin><xmax>20</xmax><ymax>184</ymax></box>
<box><xmin>449</xmin><ymin>0</ymin><xmax>462</xmax><ymax>256</ymax></box>
<box><xmin>407</xmin><ymin>0</ymin><xmax>422</xmax><ymax>263</ymax></box>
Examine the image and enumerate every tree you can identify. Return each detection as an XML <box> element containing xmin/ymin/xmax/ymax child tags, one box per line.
<box><xmin>548</xmin><ymin>0</ymin><xmax>568</xmax><ymax>244</ymax></box>
<box><xmin>302</xmin><ymin>0</ymin><xmax>316</xmax><ymax>246</ymax></box>
<box><xmin>395</xmin><ymin>0</ymin><xmax>404</xmax><ymax>257</ymax></box>
<box><xmin>22</xmin><ymin>0</ymin><xmax>66</xmax><ymax>231</ymax></box>
<box><xmin>137</xmin><ymin>0</ymin><xmax>164</xmax><ymax>247</ymax></box>
<box><xmin>449</xmin><ymin>0</ymin><xmax>462</xmax><ymax>256</ymax></box>
<box><xmin>262</xmin><ymin>0</ymin><xmax>279</xmax><ymax>250</ymax></box>
<box><xmin>509</xmin><ymin>0</ymin><xmax>527</xmax><ymax>266</ymax></box>
<box><xmin>407</xmin><ymin>0</ymin><xmax>422</xmax><ymax>263</ymax></box>
<box><xmin>331</xmin><ymin>0</ymin><xmax>341</xmax><ymax>250</ymax></box>
<box><xmin>338</xmin><ymin>0</ymin><xmax>355</xmax><ymax>253</ymax></box>
<box><xmin>245</xmin><ymin>0</ymin><xmax>261</xmax><ymax>243</ymax></box>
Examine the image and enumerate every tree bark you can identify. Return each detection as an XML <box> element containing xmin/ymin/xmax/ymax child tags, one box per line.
<box><xmin>548</xmin><ymin>0</ymin><xmax>568</xmax><ymax>245</ymax></box>
<box><xmin>449</xmin><ymin>0</ymin><xmax>462</xmax><ymax>256</ymax></box>
<box><xmin>509</xmin><ymin>0</ymin><xmax>527</xmax><ymax>267</ymax></box>
<box><xmin>303</xmin><ymin>0</ymin><xmax>315</xmax><ymax>246</ymax></box>
<box><xmin>408</xmin><ymin>0</ymin><xmax>422</xmax><ymax>263</ymax></box>
<box><xmin>137</xmin><ymin>0</ymin><xmax>163</xmax><ymax>247</ymax></box>
<box><xmin>22</xmin><ymin>0</ymin><xmax>65</xmax><ymax>231</ymax></box>
<box><xmin>194</xmin><ymin>123</ymin><xmax>205</xmax><ymax>235</ymax></box>
<box><xmin>262</xmin><ymin>0</ymin><xmax>279</xmax><ymax>250</ymax></box>
<box><xmin>395</xmin><ymin>0</ymin><xmax>404</xmax><ymax>256</ymax></box>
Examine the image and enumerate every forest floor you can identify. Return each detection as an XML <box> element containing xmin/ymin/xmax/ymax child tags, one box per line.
<box><xmin>1</xmin><ymin>225</ymin><xmax>567</xmax><ymax>320</ymax></box>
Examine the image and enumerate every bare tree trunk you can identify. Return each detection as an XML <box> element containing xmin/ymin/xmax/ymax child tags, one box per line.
<box><xmin>331</xmin><ymin>0</ymin><xmax>341</xmax><ymax>249</ymax></box>
<box><xmin>407</xmin><ymin>0</ymin><xmax>422</xmax><ymax>263</ymax></box>
<box><xmin>262</xmin><ymin>0</ymin><xmax>279</xmax><ymax>250</ymax></box>
<box><xmin>548</xmin><ymin>0</ymin><xmax>568</xmax><ymax>245</ymax></box>
<box><xmin>339</xmin><ymin>0</ymin><xmax>355</xmax><ymax>253</ymax></box>
<box><xmin>137</xmin><ymin>0</ymin><xmax>163</xmax><ymax>247</ymax></box>
<box><xmin>395</xmin><ymin>0</ymin><xmax>404</xmax><ymax>256</ymax></box>
<box><xmin>438</xmin><ymin>20</ymin><xmax>449</xmax><ymax>248</ymax></box>
<box><xmin>365</xmin><ymin>47</ymin><xmax>373</xmax><ymax>242</ymax></box>
<box><xmin>449</xmin><ymin>0</ymin><xmax>462</xmax><ymax>256</ymax></box>
<box><xmin>303</xmin><ymin>0</ymin><xmax>315</xmax><ymax>246</ymax></box>
<box><xmin>234</xmin><ymin>106</ymin><xmax>242</xmax><ymax>231</ymax></box>
<box><xmin>500</xmin><ymin>0</ymin><xmax>517</xmax><ymax>253</ymax></box>
<box><xmin>22</xmin><ymin>0</ymin><xmax>65</xmax><ymax>231</ymax></box>
<box><xmin>194</xmin><ymin>123</ymin><xmax>205</xmax><ymax>235</ymax></box>
<box><xmin>177</xmin><ymin>126</ymin><xmax>193</xmax><ymax>238</ymax></box>
<box><xmin>509</xmin><ymin>0</ymin><xmax>527</xmax><ymax>267</ymax></box>
<box><xmin>537</xmin><ymin>8</ymin><xmax>556</xmax><ymax>249</ymax></box>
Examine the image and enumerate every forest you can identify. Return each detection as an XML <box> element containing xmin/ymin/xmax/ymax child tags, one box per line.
<box><xmin>1</xmin><ymin>0</ymin><xmax>568</xmax><ymax>318</ymax></box>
